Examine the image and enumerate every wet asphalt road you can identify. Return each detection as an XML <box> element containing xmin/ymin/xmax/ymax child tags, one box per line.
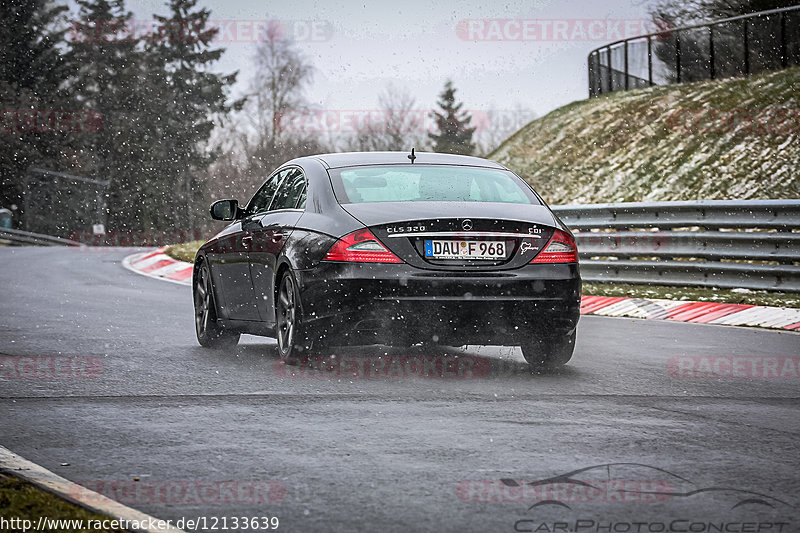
<box><xmin>1</xmin><ymin>247</ymin><xmax>799</xmax><ymax>532</ymax></box>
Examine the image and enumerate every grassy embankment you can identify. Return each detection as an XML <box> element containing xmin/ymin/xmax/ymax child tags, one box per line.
<box><xmin>0</xmin><ymin>472</ymin><xmax>129</xmax><ymax>532</ymax></box>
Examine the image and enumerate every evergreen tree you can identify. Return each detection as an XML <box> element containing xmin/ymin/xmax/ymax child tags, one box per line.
<box><xmin>68</xmin><ymin>0</ymin><xmax>147</xmax><ymax>230</ymax></box>
<box><xmin>65</xmin><ymin>0</ymin><xmax>238</xmax><ymax>232</ymax></box>
<box><xmin>0</xmin><ymin>0</ymin><xmax>71</xmax><ymax>227</ymax></box>
<box><xmin>150</xmin><ymin>0</ymin><xmax>239</xmax><ymax>230</ymax></box>
<box><xmin>428</xmin><ymin>80</ymin><xmax>476</xmax><ymax>155</ymax></box>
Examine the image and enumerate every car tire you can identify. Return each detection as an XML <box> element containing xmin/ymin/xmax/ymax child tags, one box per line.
<box><xmin>521</xmin><ymin>330</ymin><xmax>576</xmax><ymax>370</ymax></box>
<box><xmin>276</xmin><ymin>269</ymin><xmax>315</xmax><ymax>361</ymax></box>
<box><xmin>194</xmin><ymin>262</ymin><xmax>240</xmax><ymax>349</ymax></box>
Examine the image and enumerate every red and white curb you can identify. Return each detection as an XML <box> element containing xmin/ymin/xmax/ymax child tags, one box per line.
<box><xmin>122</xmin><ymin>247</ymin><xmax>193</xmax><ymax>286</ymax></box>
<box><xmin>123</xmin><ymin>249</ymin><xmax>800</xmax><ymax>332</ymax></box>
<box><xmin>580</xmin><ymin>296</ymin><xmax>800</xmax><ymax>332</ymax></box>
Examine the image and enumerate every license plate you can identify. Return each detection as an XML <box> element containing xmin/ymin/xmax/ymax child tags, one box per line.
<box><xmin>424</xmin><ymin>240</ymin><xmax>506</xmax><ymax>260</ymax></box>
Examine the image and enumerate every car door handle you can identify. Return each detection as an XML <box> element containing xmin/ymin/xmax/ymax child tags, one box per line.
<box><xmin>241</xmin><ymin>235</ymin><xmax>253</xmax><ymax>248</ymax></box>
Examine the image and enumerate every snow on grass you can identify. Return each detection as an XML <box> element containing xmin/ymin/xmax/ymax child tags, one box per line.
<box><xmin>490</xmin><ymin>67</ymin><xmax>800</xmax><ymax>205</ymax></box>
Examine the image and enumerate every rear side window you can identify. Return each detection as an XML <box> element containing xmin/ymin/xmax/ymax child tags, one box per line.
<box><xmin>269</xmin><ymin>168</ymin><xmax>306</xmax><ymax>211</ymax></box>
<box><xmin>247</xmin><ymin>169</ymin><xmax>289</xmax><ymax>214</ymax></box>
<box><xmin>329</xmin><ymin>165</ymin><xmax>539</xmax><ymax>205</ymax></box>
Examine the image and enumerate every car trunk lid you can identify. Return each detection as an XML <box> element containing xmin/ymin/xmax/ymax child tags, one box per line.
<box><xmin>340</xmin><ymin>201</ymin><xmax>558</xmax><ymax>270</ymax></box>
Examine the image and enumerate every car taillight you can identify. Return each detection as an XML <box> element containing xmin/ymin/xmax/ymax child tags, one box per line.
<box><xmin>530</xmin><ymin>229</ymin><xmax>578</xmax><ymax>264</ymax></box>
<box><xmin>323</xmin><ymin>229</ymin><xmax>402</xmax><ymax>263</ymax></box>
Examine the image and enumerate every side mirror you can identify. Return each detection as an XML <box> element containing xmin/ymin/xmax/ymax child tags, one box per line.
<box><xmin>210</xmin><ymin>199</ymin><xmax>241</xmax><ymax>221</ymax></box>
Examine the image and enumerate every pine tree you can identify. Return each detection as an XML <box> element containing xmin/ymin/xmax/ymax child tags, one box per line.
<box><xmin>0</xmin><ymin>0</ymin><xmax>71</xmax><ymax>227</ymax></box>
<box><xmin>428</xmin><ymin>80</ymin><xmax>476</xmax><ymax>155</ymax></box>
<box><xmin>150</xmin><ymin>0</ymin><xmax>239</xmax><ymax>230</ymax></box>
<box><xmin>65</xmin><ymin>0</ymin><xmax>238</xmax><ymax>232</ymax></box>
<box><xmin>68</xmin><ymin>0</ymin><xmax>147</xmax><ymax>230</ymax></box>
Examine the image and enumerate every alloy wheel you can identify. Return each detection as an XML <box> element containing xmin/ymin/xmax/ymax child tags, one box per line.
<box><xmin>194</xmin><ymin>266</ymin><xmax>212</xmax><ymax>337</ymax></box>
<box><xmin>277</xmin><ymin>274</ymin><xmax>296</xmax><ymax>356</ymax></box>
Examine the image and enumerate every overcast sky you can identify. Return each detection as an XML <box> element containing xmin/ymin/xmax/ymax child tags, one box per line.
<box><xmin>118</xmin><ymin>0</ymin><xmax>655</xmax><ymax>131</ymax></box>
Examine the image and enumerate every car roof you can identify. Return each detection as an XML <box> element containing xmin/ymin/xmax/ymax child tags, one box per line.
<box><xmin>305</xmin><ymin>151</ymin><xmax>508</xmax><ymax>170</ymax></box>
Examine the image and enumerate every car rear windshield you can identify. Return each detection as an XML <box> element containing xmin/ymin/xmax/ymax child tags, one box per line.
<box><xmin>329</xmin><ymin>165</ymin><xmax>540</xmax><ymax>205</ymax></box>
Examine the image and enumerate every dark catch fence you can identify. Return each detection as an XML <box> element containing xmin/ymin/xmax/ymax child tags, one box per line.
<box><xmin>23</xmin><ymin>167</ymin><xmax>109</xmax><ymax>239</ymax></box>
<box><xmin>588</xmin><ymin>5</ymin><xmax>800</xmax><ymax>96</ymax></box>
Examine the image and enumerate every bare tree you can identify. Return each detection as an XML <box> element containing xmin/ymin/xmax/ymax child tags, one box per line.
<box><xmin>204</xmin><ymin>27</ymin><xmax>328</xmax><ymax>203</ymax></box>
<box><xmin>344</xmin><ymin>84</ymin><xmax>425</xmax><ymax>152</ymax></box>
<box><xmin>379</xmin><ymin>85</ymin><xmax>424</xmax><ymax>150</ymax></box>
<box><xmin>475</xmin><ymin>105</ymin><xmax>537</xmax><ymax>156</ymax></box>
<box><xmin>247</xmin><ymin>24</ymin><xmax>315</xmax><ymax>157</ymax></box>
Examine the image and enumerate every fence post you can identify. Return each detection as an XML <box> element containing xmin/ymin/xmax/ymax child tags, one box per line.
<box><xmin>592</xmin><ymin>52</ymin><xmax>599</xmax><ymax>95</ymax></box>
<box><xmin>675</xmin><ymin>30</ymin><xmax>682</xmax><ymax>83</ymax></box>
<box><xmin>709</xmin><ymin>25</ymin><xmax>716</xmax><ymax>79</ymax></box>
<box><xmin>647</xmin><ymin>36</ymin><xmax>653</xmax><ymax>86</ymax></box>
<box><xmin>624</xmin><ymin>40</ymin><xmax>629</xmax><ymax>90</ymax></box>
<box><xmin>606</xmin><ymin>46</ymin><xmax>612</xmax><ymax>92</ymax></box>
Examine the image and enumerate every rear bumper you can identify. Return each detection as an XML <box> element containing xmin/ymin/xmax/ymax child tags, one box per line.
<box><xmin>295</xmin><ymin>261</ymin><xmax>581</xmax><ymax>346</ymax></box>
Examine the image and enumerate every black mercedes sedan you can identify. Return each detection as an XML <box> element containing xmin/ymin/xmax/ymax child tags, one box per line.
<box><xmin>193</xmin><ymin>151</ymin><xmax>581</xmax><ymax>368</ymax></box>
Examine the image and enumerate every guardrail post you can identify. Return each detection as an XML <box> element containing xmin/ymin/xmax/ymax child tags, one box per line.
<box><xmin>606</xmin><ymin>46</ymin><xmax>612</xmax><ymax>92</ymax></box>
<box><xmin>647</xmin><ymin>36</ymin><xmax>653</xmax><ymax>86</ymax></box>
<box><xmin>675</xmin><ymin>30</ymin><xmax>682</xmax><ymax>83</ymax></box>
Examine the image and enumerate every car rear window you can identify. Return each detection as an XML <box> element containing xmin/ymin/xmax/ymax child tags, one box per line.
<box><xmin>329</xmin><ymin>165</ymin><xmax>540</xmax><ymax>205</ymax></box>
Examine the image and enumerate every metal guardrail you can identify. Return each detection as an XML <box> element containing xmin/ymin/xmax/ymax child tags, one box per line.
<box><xmin>0</xmin><ymin>228</ymin><xmax>82</xmax><ymax>247</ymax></box>
<box><xmin>588</xmin><ymin>5</ymin><xmax>800</xmax><ymax>97</ymax></box>
<box><xmin>4</xmin><ymin>199</ymin><xmax>798</xmax><ymax>292</ymax></box>
<box><xmin>552</xmin><ymin>200</ymin><xmax>800</xmax><ymax>292</ymax></box>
